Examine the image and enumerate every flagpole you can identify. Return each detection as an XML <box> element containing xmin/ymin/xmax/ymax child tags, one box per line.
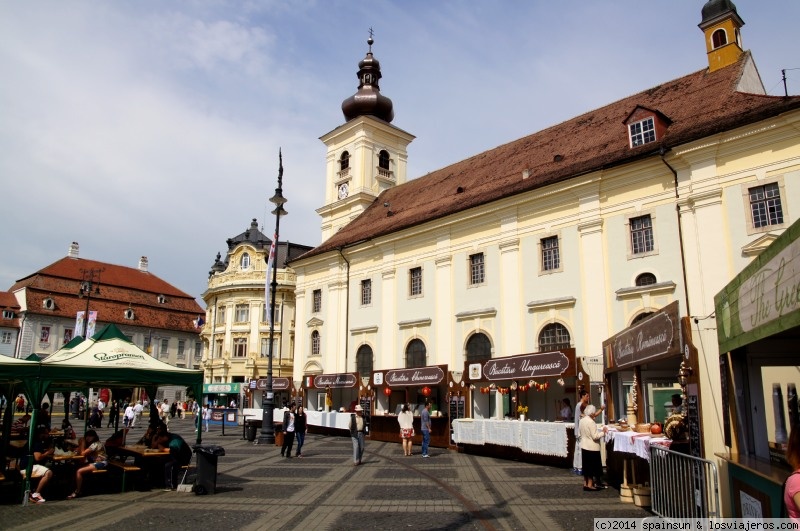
<box><xmin>259</xmin><ymin>150</ymin><xmax>287</xmax><ymax>446</ymax></box>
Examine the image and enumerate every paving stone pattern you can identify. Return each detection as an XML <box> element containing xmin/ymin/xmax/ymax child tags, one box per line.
<box><xmin>0</xmin><ymin>415</ymin><xmax>653</xmax><ymax>530</ymax></box>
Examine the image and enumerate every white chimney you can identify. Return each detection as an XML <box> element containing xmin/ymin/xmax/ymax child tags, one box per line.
<box><xmin>138</xmin><ymin>256</ymin><xmax>149</xmax><ymax>272</ymax></box>
<box><xmin>68</xmin><ymin>242</ymin><xmax>79</xmax><ymax>258</ymax></box>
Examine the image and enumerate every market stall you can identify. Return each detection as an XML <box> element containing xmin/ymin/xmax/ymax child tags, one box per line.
<box><xmin>714</xmin><ymin>218</ymin><xmax>800</xmax><ymax>518</ymax></box>
<box><xmin>369</xmin><ymin>365</ymin><xmax>450</xmax><ymax>448</ymax></box>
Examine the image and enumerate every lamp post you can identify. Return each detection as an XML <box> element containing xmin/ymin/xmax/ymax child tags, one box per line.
<box><xmin>78</xmin><ymin>268</ymin><xmax>103</xmax><ymax>338</ymax></box>
<box><xmin>259</xmin><ymin>151</ymin><xmax>287</xmax><ymax>445</ymax></box>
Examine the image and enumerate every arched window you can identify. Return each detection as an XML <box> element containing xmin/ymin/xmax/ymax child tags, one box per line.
<box><xmin>378</xmin><ymin>150</ymin><xmax>390</xmax><ymax>170</ymax></box>
<box><xmin>311</xmin><ymin>331</ymin><xmax>320</xmax><ymax>356</ymax></box>
<box><xmin>466</xmin><ymin>333</ymin><xmax>492</xmax><ymax>362</ymax></box>
<box><xmin>712</xmin><ymin>29</ymin><xmax>727</xmax><ymax>49</ymax></box>
<box><xmin>538</xmin><ymin>323</ymin><xmax>571</xmax><ymax>351</ymax></box>
<box><xmin>240</xmin><ymin>252</ymin><xmax>250</xmax><ymax>270</ymax></box>
<box><xmin>405</xmin><ymin>339</ymin><xmax>426</xmax><ymax>368</ymax></box>
<box><xmin>635</xmin><ymin>272</ymin><xmax>657</xmax><ymax>286</ymax></box>
<box><xmin>339</xmin><ymin>151</ymin><xmax>350</xmax><ymax>171</ymax></box>
<box><xmin>356</xmin><ymin>344</ymin><xmax>373</xmax><ymax>376</ymax></box>
<box><xmin>632</xmin><ymin>312</ymin><xmax>654</xmax><ymax>325</ymax></box>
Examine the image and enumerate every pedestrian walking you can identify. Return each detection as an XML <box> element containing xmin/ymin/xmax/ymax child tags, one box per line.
<box><xmin>294</xmin><ymin>406</ymin><xmax>308</xmax><ymax>457</ymax></box>
<box><xmin>133</xmin><ymin>400</ymin><xmax>143</xmax><ymax>427</ymax></box>
<box><xmin>420</xmin><ymin>402</ymin><xmax>432</xmax><ymax>458</ymax></box>
<box><xmin>107</xmin><ymin>400</ymin><xmax>119</xmax><ymax>428</ymax></box>
<box><xmin>203</xmin><ymin>404</ymin><xmax>211</xmax><ymax>432</ymax></box>
<box><xmin>280</xmin><ymin>404</ymin><xmax>296</xmax><ymax>458</ymax></box>
<box><xmin>349</xmin><ymin>404</ymin><xmax>366</xmax><ymax>465</ymax></box>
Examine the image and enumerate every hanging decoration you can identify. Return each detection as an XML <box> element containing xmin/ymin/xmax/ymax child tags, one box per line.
<box><xmin>383</xmin><ymin>387</ymin><xmax>392</xmax><ymax>396</ymax></box>
<box><xmin>422</xmin><ymin>386</ymin><xmax>431</xmax><ymax>397</ymax></box>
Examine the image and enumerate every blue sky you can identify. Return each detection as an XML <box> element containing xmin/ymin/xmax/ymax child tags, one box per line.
<box><xmin>1</xmin><ymin>1</ymin><xmax>798</xmax><ymax>303</ymax></box>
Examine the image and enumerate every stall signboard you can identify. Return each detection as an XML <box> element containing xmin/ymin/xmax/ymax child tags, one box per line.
<box><xmin>255</xmin><ymin>377</ymin><xmax>290</xmax><ymax>390</ymax></box>
<box><xmin>602</xmin><ymin>301</ymin><xmax>680</xmax><ymax>373</ymax></box>
<box><xmin>383</xmin><ymin>365</ymin><xmax>445</xmax><ymax>387</ymax></box>
<box><xmin>203</xmin><ymin>383</ymin><xmax>241</xmax><ymax>394</ymax></box>
<box><xmin>715</xmin><ymin>218</ymin><xmax>800</xmax><ymax>355</ymax></box>
<box><xmin>312</xmin><ymin>373</ymin><xmax>358</xmax><ymax>389</ymax></box>
<box><xmin>467</xmin><ymin>349</ymin><xmax>575</xmax><ymax>382</ymax></box>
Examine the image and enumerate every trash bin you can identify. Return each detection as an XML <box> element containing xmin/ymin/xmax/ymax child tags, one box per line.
<box><xmin>246</xmin><ymin>421</ymin><xmax>258</xmax><ymax>442</ymax></box>
<box><xmin>193</xmin><ymin>445</ymin><xmax>225</xmax><ymax>495</ymax></box>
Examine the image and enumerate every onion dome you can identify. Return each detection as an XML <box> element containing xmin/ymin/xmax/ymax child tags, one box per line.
<box><xmin>700</xmin><ymin>0</ymin><xmax>743</xmax><ymax>28</ymax></box>
<box><xmin>341</xmin><ymin>36</ymin><xmax>394</xmax><ymax>123</ymax></box>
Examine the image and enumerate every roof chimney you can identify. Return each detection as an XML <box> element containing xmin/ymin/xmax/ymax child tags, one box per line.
<box><xmin>68</xmin><ymin>242</ymin><xmax>79</xmax><ymax>258</ymax></box>
<box><xmin>138</xmin><ymin>256</ymin><xmax>149</xmax><ymax>272</ymax></box>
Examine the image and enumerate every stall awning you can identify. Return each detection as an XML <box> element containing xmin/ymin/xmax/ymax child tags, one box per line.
<box><xmin>715</xmin><ymin>218</ymin><xmax>800</xmax><ymax>354</ymax></box>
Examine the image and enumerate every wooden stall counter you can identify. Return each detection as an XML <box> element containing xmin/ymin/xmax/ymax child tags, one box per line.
<box><xmin>369</xmin><ymin>414</ymin><xmax>450</xmax><ymax>448</ymax></box>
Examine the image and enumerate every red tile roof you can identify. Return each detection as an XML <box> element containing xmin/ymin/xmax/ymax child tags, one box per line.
<box><xmin>10</xmin><ymin>257</ymin><xmax>203</xmax><ymax>333</ymax></box>
<box><xmin>0</xmin><ymin>291</ymin><xmax>21</xmax><ymax>328</ymax></box>
<box><xmin>301</xmin><ymin>53</ymin><xmax>800</xmax><ymax>260</ymax></box>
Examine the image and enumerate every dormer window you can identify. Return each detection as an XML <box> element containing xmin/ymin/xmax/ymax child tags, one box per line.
<box><xmin>2</xmin><ymin>310</ymin><xmax>14</xmax><ymax>319</ymax></box>
<box><xmin>629</xmin><ymin>117</ymin><xmax>656</xmax><ymax>147</ymax></box>
<box><xmin>240</xmin><ymin>252</ymin><xmax>251</xmax><ymax>270</ymax></box>
<box><xmin>124</xmin><ymin>308</ymin><xmax>135</xmax><ymax>320</ymax></box>
<box><xmin>157</xmin><ymin>294</ymin><xmax>167</xmax><ymax>304</ymax></box>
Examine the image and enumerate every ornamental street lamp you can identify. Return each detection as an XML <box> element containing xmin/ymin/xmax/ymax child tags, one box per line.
<box><xmin>78</xmin><ymin>268</ymin><xmax>103</xmax><ymax>338</ymax></box>
<box><xmin>259</xmin><ymin>151</ymin><xmax>287</xmax><ymax>446</ymax></box>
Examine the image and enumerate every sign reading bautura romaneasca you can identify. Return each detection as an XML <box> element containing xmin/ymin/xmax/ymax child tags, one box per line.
<box><xmin>313</xmin><ymin>373</ymin><xmax>357</xmax><ymax>389</ymax></box>
<box><xmin>385</xmin><ymin>366</ymin><xmax>445</xmax><ymax>387</ymax></box>
<box><xmin>602</xmin><ymin>300</ymin><xmax>680</xmax><ymax>372</ymax></box>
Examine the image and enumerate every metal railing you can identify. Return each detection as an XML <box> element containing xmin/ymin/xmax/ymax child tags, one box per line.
<box><xmin>649</xmin><ymin>445</ymin><xmax>720</xmax><ymax>519</ymax></box>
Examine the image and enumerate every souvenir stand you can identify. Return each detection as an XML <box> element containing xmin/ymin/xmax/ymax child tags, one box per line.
<box><xmin>714</xmin><ymin>218</ymin><xmax>800</xmax><ymax>518</ymax></box>
<box><xmin>602</xmin><ymin>300</ymin><xmax>701</xmax><ymax>506</ymax></box>
<box><xmin>369</xmin><ymin>365</ymin><xmax>450</xmax><ymax>448</ymax></box>
<box><xmin>451</xmin><ymin>348</ymin><xmax>586</xmax><ymax>466</ymax></box>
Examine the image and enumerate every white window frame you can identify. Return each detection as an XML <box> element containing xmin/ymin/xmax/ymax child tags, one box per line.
<box><xmin>311</xmin><ymin>330</ymin><xmax>321</xmax><ymax>356</ymax></box>
<box><xmin>361</xmin><ymin>279</ymin><xmax>372</xmax><ymax>306</ymax></box>
<box><xmin>177</xmin><ymin>339</ymin><xmax>186</xmax><ymax>360</ymax></box>
<box><xmin>312</xmin><ymin>289</ymin><xmax>322</xmax><ymax>313</ymax></box>
<box><xmin>469</xmin><ymin>253</ymin><xmax>485</xmax><ymax>286</ymax></box>
<box><xmin>742</xmin><ymin>178</ymin><xmax>787</xmax><ymax>235</ymax></box>
<box><xmin>539</xmin><ymin>235</ymin><xmax>562</xmax><ymax>274</ymax></box>
<box><xmin>234</xmin><ymin>303</ymin><xmax>249</xmax><ymax>323</ymax></box>
<box><xmin>626</xmin><ymin>212</ymin><xmax>658</xmax><ymax>259</ymax></box>
<box><xmin>240</xmin><ymin>252</ymin><xmax>251</xmax><ymax>270</ymax></box>
<box><xmin>1</xmin><ymin>331</ymin><xmax>11</xmax><ymax>344</ymax></box>
<box><xmin>629</xmin><ymin>117</ymin><xmax>656</xmax><ymax>147</ymax></box>
<box><xmin>233</xmin><ymin>338</ymin><xmax>247</xmax><ymax>358</ymax></box>
<box><xmin>160</xmin><ymin>338</ymin><xmax>169</xmax><ymax>358</ymax></box>
<box><xmin>409</xmin><ymin>267</ymin><xmax>423</xmax><ymax>297</ymax></box>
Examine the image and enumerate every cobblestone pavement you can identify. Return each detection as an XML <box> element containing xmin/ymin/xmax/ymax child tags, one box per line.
<box><xmin>0</xmin><ymin>416</ymin><xmax>652</xmax><ymax>530</ymax></box>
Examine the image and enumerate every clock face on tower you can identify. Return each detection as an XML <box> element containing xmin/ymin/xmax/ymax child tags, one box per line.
<box><xmin>338</xmin><ymin>182</ymin><xmax>349</xmax><ymax>199</ymax></box>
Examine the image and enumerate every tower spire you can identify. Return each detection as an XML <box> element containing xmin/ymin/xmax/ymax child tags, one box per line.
<box><xmin>341</xmin><ymin>31</ymin><xmax>394</xmax><ymax>123</ymax></box>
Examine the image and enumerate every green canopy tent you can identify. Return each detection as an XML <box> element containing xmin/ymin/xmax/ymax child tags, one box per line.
<box><xmin>17</xmin><ymin>323</ymin><xmax>203</xmax><ymax>503</ymax></box>
<box><xmin>0</xmin><ymin>356</ymin><xmax>42</xmax><ymax>477</ymax></box>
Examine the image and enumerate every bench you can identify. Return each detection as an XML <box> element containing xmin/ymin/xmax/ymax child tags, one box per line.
<box><xmin>107</xmin><ymin>460</ymin><xmax>140</xmax><ymax>492</ymax></box>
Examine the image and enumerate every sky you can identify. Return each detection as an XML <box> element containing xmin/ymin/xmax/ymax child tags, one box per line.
<box><xmin>2</xmin><ymin>1</ymin><xmax>799</xmax><ymax>306</ymax></box>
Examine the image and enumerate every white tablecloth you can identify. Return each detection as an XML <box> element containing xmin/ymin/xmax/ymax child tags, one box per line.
<box><xmin>608</xmin><ymin>429</ymin><xmax>671</xmax><ymax>461</ymax></box>
<box><xmin>452</xmin><ymin>419</ymin><xmax>570</xmax><ymax>457</ymax></box>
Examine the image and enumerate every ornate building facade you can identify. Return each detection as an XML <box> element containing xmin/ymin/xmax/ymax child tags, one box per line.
<box><xmin>199</xmin><ymin>219</ymin><xmax>312</xmax><ymax>407</ymax></box>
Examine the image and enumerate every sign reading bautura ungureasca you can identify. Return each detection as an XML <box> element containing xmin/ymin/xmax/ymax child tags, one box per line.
<box><xmin>480</xmin><ymin>350</ymin><xmax>570</xmax><ymax>381</ymax></box>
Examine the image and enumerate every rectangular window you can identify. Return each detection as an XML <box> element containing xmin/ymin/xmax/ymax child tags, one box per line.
<box><xmin>194</xmin><ymin>341</ymin><xmax>203</xmax><ymax>360</ymax></box>
<box><xmin>1</xmin><ymin>331</ymin><xmax>11</xmax><ymax>344</ymax></box>
<box><xmin>261</xmin><ymin>337</ymin><xmax>277</xmax><ymax>358</ymax></box>
<box><xmin>144</xmin><ymin>335</ymin><xmax>152</xmax><ymax>354</ymax></box>
<box><xmin>233</xmin><ymin>338</ymin><xmax>247</xmax><ymax>358</ymax></box>
<box><xmin>361</xmin><ymin>279</ymin><xmax>372</xmax><ymax>306</ymax></box>
<box><xmin>629</xmin><ymin>117</ymin><xmax>656</xmax><ymax>147</ymax></box>
<box><xmin>40</xmin><ymin>326</ymin><xmax>50</xmax><ymax>343</ymax></box>
<box><xmin>63</xmin><ymin>328</ymin><xmax>73</xmax><ymax>344</ymax></box>
<box><xmin>541</xmin><ymin>236</ymin><xmax>560</xmax><ymax>271</ymax></box>
<box><xmin>262</xmin><ymin>304</ymin><xmax>280</xmax><ymax>324</ymax></box>
<box><xmin>215</xmin><ymin>339</ymin><xmax>223</xmax><ymax>358</ymax></box>
<box><xmin>160</xmin><ymin>338</ymin><xmax>169</xmax><ymax>358</ymax></box>
<box><xmin>749</xmin><ymin>183</ymin><xmax>784</xmax><ymax>228</ymax></box>
<box><xmin>630</xmin><ymin>215</ymin><xmax>654</xmax><ymax>254</ymax></box>
<box><xmin>409</xmin><ymin>267</ymin><xmax>422</xmax><ymax>296</ymax></box>
<box><xmin>469</xmin><ymin>253</ymin><xmax>485</xmax><ymax>285</ymax></box>
<box><xmin>177</xmin><ymin>340</ymin><xmax>186</xmax><ymax>360</ymax></box>
<box><xmin>312</xmin><ymin>289</ymin><xmax>322</xmax><ymax>313</ymax></box>
<box><xmin>234</xmin><ymin>304</ymin><xmax>249</xmax><ymax>323</ymax></box>
<box><xmin>215</xmin><ymin>306</ymin><xmax>226</xmax><ymax>325</ymax></box>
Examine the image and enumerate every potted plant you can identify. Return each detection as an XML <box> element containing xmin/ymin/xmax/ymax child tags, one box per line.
<box><xmin>517</xmin><ymin>405</ymin><xmax>528</xmax><ymax>421</ymax></box>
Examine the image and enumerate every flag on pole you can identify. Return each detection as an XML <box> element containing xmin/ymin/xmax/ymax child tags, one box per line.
<box><xmin>193</xmin><ymin>315</ymin><xmax>205</xmax><ymax>329</ymax></box>
<box><xmin>265</xmin><ymin>234</ymin><xmax>277</xmax><ymax>326</ymax></box>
